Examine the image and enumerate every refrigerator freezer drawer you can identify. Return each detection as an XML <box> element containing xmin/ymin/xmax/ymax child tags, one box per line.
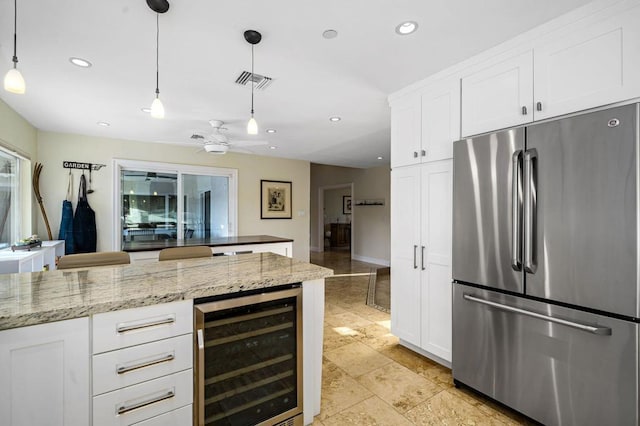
<box><xmin>452</xmin><ymin>284</ymin><xmax>639</xmax><ymax>426</ymax></box>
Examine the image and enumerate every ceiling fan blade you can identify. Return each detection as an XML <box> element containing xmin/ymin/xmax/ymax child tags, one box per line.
<box><xmin>231</xmin><ymin>140</ymin><xmax>268</xmax><ymax>147</ymax></box>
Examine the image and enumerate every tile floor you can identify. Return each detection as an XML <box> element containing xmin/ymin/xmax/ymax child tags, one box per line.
<box><xmin>310</xmin><ymin>251</ymin><xmax>531</xmax><ymax>425</ymax></box>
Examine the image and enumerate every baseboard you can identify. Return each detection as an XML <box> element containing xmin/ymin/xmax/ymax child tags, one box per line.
<box><xmin>352</xmin><ymin>254</ymin><xmax>390</xmax><ymax>267</ymax></box>
<box><xmin>310</xmin><ymin>246</ymin><xmax>321</xmax><ymax>252</ymax></box>
<box><xmin>398</xmin><ymin>339</ymin><xmax>451</xmax><ymax>369</ymax></box>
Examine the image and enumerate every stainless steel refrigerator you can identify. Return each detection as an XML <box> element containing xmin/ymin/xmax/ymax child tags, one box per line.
<box><xmin>452</xmin><ymin>103</ymin><xmax>639</xmax><ymax>425</ymax></box>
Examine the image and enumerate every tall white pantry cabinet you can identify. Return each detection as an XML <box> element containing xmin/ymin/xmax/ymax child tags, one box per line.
<box><xmin>389</xmin><ymin>0</ymin><xmax>640</xmax><ymax>367</ymax></box>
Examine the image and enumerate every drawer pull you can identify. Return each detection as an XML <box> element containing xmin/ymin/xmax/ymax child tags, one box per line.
<box><xmin>463</xmin><ymin>294</ymin><xmax>612</xmax><ymax>335</ymax></box>
<box><xmin>116</xmin><ymin>353</ymin><xmax>175</xmax><ymax>375</ymax></box>
<box><xmin>116</xmin><ymin>315</ymin><xmax>176</xmax><ymax>333</ymax></box>
<box><xmin>116</xmin><ymin>389</ymin><xmax>175</xmax><ymax>415</ymax></box>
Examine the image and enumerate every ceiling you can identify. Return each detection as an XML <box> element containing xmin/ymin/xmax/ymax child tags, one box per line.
<box><xmin>0</xmin><ymin>0</ymin><xmax>591</xmax><ymax>168</ymax></box>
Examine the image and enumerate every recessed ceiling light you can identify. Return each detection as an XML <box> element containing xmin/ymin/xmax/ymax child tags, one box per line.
<box><xmin>97</xmin><ymin>121</ymin><xmax>110</xmax><ymax>127</ymax></box>
<box><xmin>395</xmin><ymin>21</ymin><xmax>418</xmax><ymax>35</ymax></box>
<box><xmin>322</xmin><ymin>29</ymin><xmax>338</xmax><ymax>39</ymax></box>
<box><xmin>141</xmin><ymin>107</ymin><xmax>151</xmax><ymax>113</ymax></box>
<box><xmin>377</xmin><ymin>156</ymin><xmax>383</xmax><ymax>160</ymax></box>
<box><xmin>69</xmin><ymin>57</ymin><xmax>92</xmax><ymax>68</ymax></box>
<box><xmin>269</xmin><ymin>146</ymin><xmax>277</xmax><ymax>150</ymax></box>
<box><xmin>266</xmin><ymin>129</ymin><xmax>277</xmax><ymax>133</ymax></box>
<box><xmin>329</xmin><ymin>116</ymin><xmax>341</xmax><ymax>122</ymax></box>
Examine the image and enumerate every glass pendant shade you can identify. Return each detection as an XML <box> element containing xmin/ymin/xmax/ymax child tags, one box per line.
<box><xmin>150</xmin><ymin>97</ymin><xmax>165</xmax><ymax>119</ymax></box>
<box><xmin>4</xmin><ymin>67</ymin><xmax>25</xmax><ymax>94</ymax></box>
<box><xmin>247</xmin><ymin>116</ymin><xmax>258</xmax><ymax>135</ymax></box>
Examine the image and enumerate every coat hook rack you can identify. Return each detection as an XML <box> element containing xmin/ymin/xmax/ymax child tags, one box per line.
<box><xmin>62</xmin><ymin>161</ymin><xmax>106</xmax><ymax>171</ymax></box>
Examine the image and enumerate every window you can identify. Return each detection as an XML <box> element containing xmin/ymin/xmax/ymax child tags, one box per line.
<box><xmin>114</xmin><ymin>160</ymin><xmax>237</xmax><ymax>250</ymax></box>
<box><xmin>0</xmin><ymin>147</ymin><xmax>29</xmax><ymax>249</ymax></box>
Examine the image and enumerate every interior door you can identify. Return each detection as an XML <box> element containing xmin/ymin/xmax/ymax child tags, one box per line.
<box><xmin>452</xmin><ymin>128</ymin><xmax>525</xmax><ymax>293</ymax></box>
<box><xmin>525</xmin><ymin>103</ymin><xmax>638</xmax><ymax>317</ymax></box>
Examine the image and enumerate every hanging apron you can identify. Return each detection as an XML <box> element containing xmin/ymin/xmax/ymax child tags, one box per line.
<box><xmin>58</xmin><ymin>171</ymin><xmax>75</xmax><ymax>255</ymax></box>
<box><xmin>73</xmin><ymin>173</ymin><xmax>97</xmax><ymax>253</ymax></box>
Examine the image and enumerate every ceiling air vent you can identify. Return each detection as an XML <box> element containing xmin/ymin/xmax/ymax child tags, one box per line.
<box><xmin>235</xmin><ymin>71</ymin><xmax>273</xmax><ymax>90</ymax></box>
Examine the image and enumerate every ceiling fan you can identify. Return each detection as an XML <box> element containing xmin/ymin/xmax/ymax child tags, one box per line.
<box><xmin>191</xmin><ymin>120</ymin><xmax>267</xmax><ymax>154</ymax></box>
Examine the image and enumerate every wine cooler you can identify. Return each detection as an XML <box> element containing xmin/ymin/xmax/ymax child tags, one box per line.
<box><xmin>194</xmin><ymin>285</ymin><xmax>303</xmax><ymax>426</ymax></box>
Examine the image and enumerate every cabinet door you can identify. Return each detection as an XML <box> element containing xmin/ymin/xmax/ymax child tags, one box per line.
<box><xmin>0</xmin><ymin>318</ymin><xmax>90</xmax><ymax>426</ymax></box>
<box><xmin>461</xmin><ymin>50</ymin><xmax>533</xmax><ymax>137</ymax></box>
<box><xmin>421</xmin><ymin>78</ymin><xmax>460</xmax><ymax>162</ymax></box>
<box><xmin>534</xmin><ymin>4</ymin><xmax>640</xmax><ymax>121</ymax></box>
<box><xmin>391</xmin><ymin>95</ymin><xmax>422</xmax><ymax>168</ymax></box>
<box><xmin>390</xmin><ymin>166</ymin><xmax>422</xmax><ymax>346</ymax></box>
<box><xmin>420</xmin><ymin>161</ymin><xmax>453</xmax><ymax>362</ymax></box>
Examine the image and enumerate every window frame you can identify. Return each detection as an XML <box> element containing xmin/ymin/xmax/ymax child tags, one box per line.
<box><xmin>112</xmin><ymin>159</ymin><xmax>238</xmax><ymax>250</ymax></box>
<box><xmin>0</xmin><ymin>144</ymin><xmax>31</xmax><ymax>249</ymax></box>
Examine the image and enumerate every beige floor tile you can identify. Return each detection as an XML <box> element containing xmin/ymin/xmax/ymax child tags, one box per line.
<box><xmin>324</xmin><ymin>302</ymin><xmax>348</xmax><ymax>315</ymax></box>
<box><xmin>324</xmin><ymin>341</ymin><xmax>393</xmax><ymax>377</ymax></box>
<box><xmin>321</xmin><ymin>396</ymin><xmax>414</xmax><ymax>426</ymax></box>
<box><xmin>324</xmin><ymin>311</ymin><xmax>374</xmax><ymax>329</ymax></box>
<box><xmin>352</xmin><ymin>323</ymin><xmax>399</xmax><ymax>351</ymax></box>
<box><xmin>348</xmin><ymin>303</ymin><xmax>391</xmax><ymax>321</ymax></box>
<box><xmin>320</xmin><ymin>359</ymin><xmax>373</xmax><ymax>419</ymax></box>
<box><xmin>323</xmin><ymin>325</ymin><xmax>358</xmax><ymax>351</ymax></box>
<box><xmin>405</xmin><ymin>390</ymin><xmax>507</xmax><ymax>425</ymax></box>
<box><xmin>311</xmin><ymin>417</ymin><xmax>326</xmax><ymax>426</ymax></box>
<box><xmin>356</xmin><ymin>362</ymin><xmax>442</xmax><ymax>413</ymax></box>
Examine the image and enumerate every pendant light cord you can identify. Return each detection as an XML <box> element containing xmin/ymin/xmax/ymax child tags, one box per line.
<box><xmin>155</xmin><ymin>13</ymin><xmax>159</xmax><ymax>97</ymax></box>
<box><xmin>12</xmin><ymin>0</ymin><xmax>18</xmax><ymax>66</ymax></box>
<box><xmin>250</xmin><ymin>44</ymin><xmax>254</xmax><ymax>115</ymax></box>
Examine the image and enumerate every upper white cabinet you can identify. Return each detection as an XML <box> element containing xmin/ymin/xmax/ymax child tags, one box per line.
<box><xmin>391</xmin><ymin>95</ymin><xmax>422</xmax><ymax>168</ymax></box>
<box><xmin>461</xmin><ymin>3</ymin><xmax>640</xmax><ymax>137</ymax></box>
<box><xmin>534</xmin><ymin>4</ymin><xmax>640</xmax><ymax>120</ymax></box>
<box><xmin>0</xmin><ymin>318</ymin><xmax>90</xmax><ymax>426</ymax></box>
<box><xmin>391</xmin><ymin>78</ymin><xmax>460</xmax><ymax>168</ymax></box>
<box><xmin>461</xmin><ymin>51</ymin><xmax>533</xmax><ymax>137</ymax></box>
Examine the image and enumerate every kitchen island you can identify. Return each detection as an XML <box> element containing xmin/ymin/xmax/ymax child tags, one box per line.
<box><xmin>0</xmin><ymin>252</ymin><xmax>332</xmax><ymax>425</ymax></box>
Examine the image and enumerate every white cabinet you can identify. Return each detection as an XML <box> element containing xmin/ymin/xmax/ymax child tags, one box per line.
<box><xmin>0</xmin><ymin>318</ymin><xmax>90</xmax><ymax>426</ymax></box>
<box><xmin>461</xmin><ymin>50</ymin><xmax>533</xmax><ymax>137</ymax></box>
<box><xmin>391</xmin><ymin>80</ymin><xmax>460</xmax><ymax>168</ymax></box>
<box><xmin>129</xmin><ymin>241</ymin><xmax>293</xmax><ymax>263</ymax></box>
<box><xmin>534</xmin><ymin>4</ymin><xmax>640</xmax><ymax>120</ymax></box>
<box><xmin>92</xmin><ymin>301</ymin><xmax>193</xmax><ymax>426</ymax></box>
<box><xmin>461</xmin><ymin>3</ymin><xmax>640</xmax><ymax>137</ymax></box>
<box><xmin>390</xmin><ymin>161</ymin><xmax>453</xmax><ymax>363</ymax></box>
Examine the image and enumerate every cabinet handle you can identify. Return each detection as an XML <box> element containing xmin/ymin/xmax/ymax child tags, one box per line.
<box><xmin>116</xmin><ymin>389</ymin><xmax>175</xmax><ymax>415</ymax></box>
<box><xmin>421</xmin><ymin>149</ymin><xmax>426</xmax><ymax>157</ymax></box>
<box><xmin>116</xmin><ymin>315</ymin><xmax>176</xmax><ymax>334</ymax></box>
<box><xmin>536</xmin><ymin>101</ymin><xmax>543</xmax><ymax>112</ymax></box>
<box><xmin>116</xmin><ymin>353</ymin><xmax>175</xmax><ymax>375</ymax></box>
<box><xmin>413</xmin><ymin>151</ymin><xmax>418</xmax><ymax>158</ymax></box>
<box><xmin>421</xmin><ymin>246</ymin><xmax>426</xmax><ymax>270</ymax></box>
<box><xmin>521</xmin><ymin>106</ymin><xmax>528</xmax><ymax>115</ymax></box>
<box><xmin>413</xmin><ymin>245</ymin><xmax>418</xmax><ymax>269</ymax></box>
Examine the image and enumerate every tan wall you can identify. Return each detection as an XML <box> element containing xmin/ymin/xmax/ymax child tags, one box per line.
<box><xmin>324</xmin><ymin>187</ymin><xmax>351</xmax><ymax>226</ymax></box>
<box><xmin>310</xmin><ymin>163</ymin><xmax>390</xmax><ymax>264</ymax></box>
<box><xmin>36</xmin><ymin>131</ymin><xmax>311</xmax><ymax>261</ymax></box>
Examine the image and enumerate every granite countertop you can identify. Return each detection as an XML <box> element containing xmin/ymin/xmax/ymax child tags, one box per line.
<box><xmin>0</xmin><ymin>252</ymin><xmax>332</xmax><ymax>331</ymax></box>
<box><xmin>122</xmin><ymin>235</ymin><xmax>294</xmax><ymax>252</ymax></box>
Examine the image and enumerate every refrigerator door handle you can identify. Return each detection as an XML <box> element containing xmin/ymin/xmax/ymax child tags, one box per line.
<box><xmin>463</xmin><ymin>294</ymin><xmax>612</xmax><ymax>335</ymax></box>
<box><xmin>511</xmin><ymin>150</ymin><xmax>523</xmax><ymax>271</ymax></box>
<box><xmin>524</xmin><ymin>149</ymin><xmax>538</xmax><ymax>274</ymax></box>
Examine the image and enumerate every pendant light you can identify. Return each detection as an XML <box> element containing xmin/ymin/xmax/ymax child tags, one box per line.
<box><xmin>244</xmin><ymin>30</ymin><xmax>262</xmax><ymax>135</ymax></box>
<box><xmin>4</xmin><ymin>0</ymin><xmax>25</xmax><ymax>94</ymax></box>
<box><xmin>150</xmin><ymin>13</ymin><xmax>164</xmax><ymax>119</ymax></box>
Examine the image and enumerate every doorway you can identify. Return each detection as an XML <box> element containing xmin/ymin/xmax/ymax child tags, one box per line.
<box><xmin>318</xmin><ymin>183</ymin><xmax>353</xmax><ymax>254</ymax></box>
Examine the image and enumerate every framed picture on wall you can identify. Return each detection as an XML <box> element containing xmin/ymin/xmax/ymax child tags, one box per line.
<box><xmin>261</xmin><ymin>180</ymin><xmax>292</xmax><ymax>219</ymax></box>
<box><xmin>343</xmin><ymin>196</ymin><xmax>352</xmax><ymax>214</ymax></box>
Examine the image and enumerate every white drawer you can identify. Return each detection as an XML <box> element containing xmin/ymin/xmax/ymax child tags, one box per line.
<box><xmin>93</xmin><ymin>334</ymin><xmax>193</xmax><ymax>396</ymax></box>
<box><xmin>93</xmin><ymin>369</ymin><xmax>192</xmax><ymax>426</ymax></box>
<box><xmin>93</xmin><ymin>300</ymin><xmax>193</xmax><ymax>354</ymax></box>
<box><xmin>131</xmin><ymin>404</ymin><xmax>192</xmax><ymax>426</ymax></box>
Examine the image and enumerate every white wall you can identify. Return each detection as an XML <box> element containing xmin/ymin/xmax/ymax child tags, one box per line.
<box><xmin>34</xmin><ymin>131</ymin><xmax>311</xmax><ymax>261</ymax></box>
<box><xmin>310</xmin><ymin>163</ymin><xmax>390</xmax><ymax>265</ymax></box>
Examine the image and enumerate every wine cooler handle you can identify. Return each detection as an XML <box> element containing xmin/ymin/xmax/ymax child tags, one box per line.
<box><xmin>196</xmin><ymin>327</ymin><xmax>205</xmax><ymax>425</ymax></box>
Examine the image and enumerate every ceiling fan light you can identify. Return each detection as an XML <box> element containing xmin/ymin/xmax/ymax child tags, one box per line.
<box><xmin>247</xmin><ymin>117</ymin><xmax>258</xmax><ymax>135</ymax></box>
<box><xmin>4</xmin><ymin>67</ymin><xmax>25</xmax><ymax>94</ymax></box>
<box><xmin>150</xmin><ymin>97</ymin><xmax>165</xmax><ymax>119</ymax></box>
